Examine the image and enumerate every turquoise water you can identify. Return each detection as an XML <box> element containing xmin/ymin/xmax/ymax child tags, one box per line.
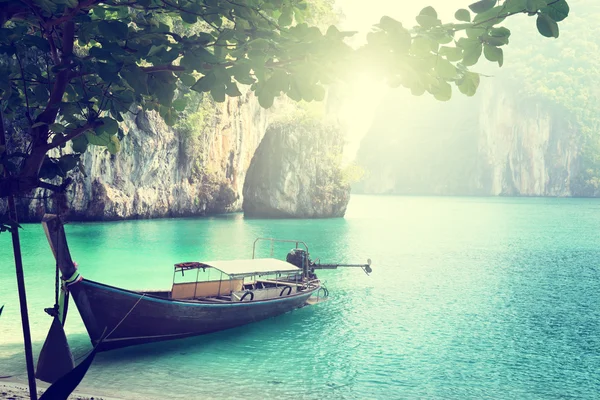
<box><xmin>1</xmin><ymin>195</ymin><xmax>600</xmax><ymax>399</ymax></box>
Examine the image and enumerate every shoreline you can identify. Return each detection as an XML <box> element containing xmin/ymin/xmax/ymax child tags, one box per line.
<box><xmin>0</xmin><ymin>380</ymin><xmax>125</xmax><ymax>400</ymax></box>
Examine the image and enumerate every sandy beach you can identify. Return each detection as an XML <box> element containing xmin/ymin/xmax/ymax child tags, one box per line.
<box><xmin>0</xmin><ymin>381</ymin><xmax>122</xmax><ymax>400</ymax></box>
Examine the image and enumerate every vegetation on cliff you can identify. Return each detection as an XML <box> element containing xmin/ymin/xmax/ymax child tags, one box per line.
<box><xmin>500</xmin><ymin>0</ymin><xmax>600</xmax><ymax>193</ymax></box>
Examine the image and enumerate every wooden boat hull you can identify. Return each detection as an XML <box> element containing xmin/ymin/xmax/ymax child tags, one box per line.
<box><xmin>70</xmin><ymin>279</ymin><xmax>318</xmax><ymax>351</ymax></box>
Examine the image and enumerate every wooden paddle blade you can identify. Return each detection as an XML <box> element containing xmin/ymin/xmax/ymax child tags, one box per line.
<box><xmin>39</xmin><ymin>341</ymin><xmax>99</xmax><ymax>400</ymax></box>
<box><xmin>36</xmin><ymin>316</ymin><xmax>74</xmax><ymax>383</ymax></box>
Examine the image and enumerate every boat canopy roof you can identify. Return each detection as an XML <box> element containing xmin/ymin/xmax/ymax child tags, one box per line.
<box><xmin>174</xmin><ymin>258</ymin><xmax>301</xmax><ymax>278</ymax></box>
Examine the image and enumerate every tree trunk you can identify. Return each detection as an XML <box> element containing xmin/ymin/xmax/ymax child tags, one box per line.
<box><xmin>1</xmin><ymin>109</ymin><xmax>38</xmax><ymax>400</ymax></box>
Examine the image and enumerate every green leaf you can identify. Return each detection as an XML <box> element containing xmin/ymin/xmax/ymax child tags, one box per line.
<box><xmin>472</xmin><ymin>6</ymin><xmax>506</xmax><ymax>25</ymax></box>
<box><xmin>33</xmin><ymin>0</ymin><xmax>57</xmax><ymax>14</ymax></box>
<box><xmin>469</xmin><ymin>0</ymin><xmax>496</xmax><ymax>14</ymax></box>
<box><xmin>489</xmin><ymin>27</ymin><xmax>511</xmax><ymax>38</ymax></box>
<box><xmin>210</xmin><ymin>84</ymin><xmax>226</xmax><ymax>102</ymax></box>
<box><xmin>49</xmin><ymin>123</ymin><xmax>66</xmax><ymax>133</ymax></box>
<box><xmin>180</xmin><ymin>47</ymin><xmax>217</xmax><ymax>70</ymax></box>
<box><xmin>312</xmin><ymin>85</ymin><xmax>325</xmax><ymax>101</ymax></box>
<box><xmin>96</xmin><ymin>62</ymin><xmax>120</xmax><ymax>83</ymax></box>
<box><xmin>536</xmin><ymin>13</ymin><xmax>559</xmax><ymax>38</ymax></box>
<box><xmin>458</xmin><ymin>71</ymin><xmax>480</xmax><ymax>96</ymax></box>
<box><xmin>419</xmin><ymin>6</ymin><xmax>438</xmax><ymax>18</ymax></box>
<box><xmin>267</xmin><ymin>70</ymin><xmax>289</xmax><ymax>93</ymax></box>
<box><xmin>225</xmin><ymin>82</ymin><xmax>242</xmax><ymax>97</ymax></box>
<box><xmin>191</xmin><ymin>72</ymin><xmax>216</xmax><ymax>93</ymax></box>
<box><xmin>22</xmin><ymin>35</ymin><xmax>50</xmax><ymax>51</ymax></box>
<box><xmin>257</xmin><ymin>89</ymin><xmax>275</xmax><ymax>108</ymax></box>
<box><xmin>91</xmin><ymin>5</ymin><xmax>105</xmax><ymax>18</ymax></box>
<box><xmin>379</xmin><ymin>16</ymin><xmax>404</xmax><ymax>32</ymax></box>
<box><xmin>526</xmin><ymin>0</ymin><xmax>548</xmax><ymax>12</ymax></box>
<box><xmin>411</xmin><ymin>37</ymin><xmax>437</xmax><ymax>56</ymax></box>
<box><xmin>455</xmin><ymin>9</ymin><xmax>471</xmax><ymax>22</ymax></box>
<box><xmin>147</xmin><ymin>45</ymin><xmax>165</xmax><ymax>57</ymax></box>
<box><xmin>248</xmin><ymin>38</ymin><xmax>270</xmax><ymax>53</ymax></box>
<box><xmin>432</xmin><ymin>80</ymin><xmax>452</xmax><ymax>101</ymax></box>
<box><xmin>179</xmin><ymin>74</ymin><xmax>196</xmax><ymax>87</ymax></box>
<box><xmin>32</xmin><ymin>122</ymin><xmax>47</xmax><ymax>128</ymax></box>
<box><xmin>33</xmin><ymin>84</ymin><xmax>49</xmax><ymax>103</ymax></box>
<box><xmin>39</xmin><ymin>157</ymin><xmax>60</xmax><ymax>179</ymax></box>
<box><xmin>159</xmin><ymin>105</ymin><xmax>177</xmax><ymax>126</ymax></box>
<box><xmin>466</xmin><ymin>27</ymin><xmax>487</xmax><ymax>39</ymax></box>
<box><xmin>287</xmin><ymin>79</ymin><xmax>302</xmax><ymax>102</ymax></box>
<box><xmin>483</xmin><ymin>44</ymin><xmax>504</xmax><ymax>66</ymax></box>
<box><xmin>57</xmin><ymin>154</ymin><xmax>80</xmax><ymax>174</ymax></box>
<box><xmin>86</xmin><ymin>131</ymin><xmax>111</xmax><ymax>147</ymax></box>
<box><xmin>503</xmin><ymin>0</ymin><xmax>527</xmax><ymax>13</ymax></box>
<box><xmin>172</xmin><ymin>98</ymin><xmax>187</xmax><ymax>111</ymax></box>
<box><xmin>0</xmin><ymin>45</ymin><xmax>15</xmax><ymax>56</ymax></box>
<box><xmin>416</xmin><ymin>8</ymin><xmax>441</xmax><ymax>28</ymax></box>
<box><xmin>98</xmin><ymin>117</ymin><xmax>119</xmax><ymax>135</ymax></box>
<box><xmin>435</xmin><ymin>58</ymin><xmax>457</xmax><ymax>80</ymax></box>
<box><xmin>439</xmin><ymin>46</ymin><xmax>463</xmax><ymax>62</ymax></box>
<box><xmin>148</xmin><ymin>71</ymin><xmax>176</xmax><ymax>105</ymax></box>
<box><xmin>458</xmin><ymin>38</ymin><xmax>483</xmax><ymax>66</ymax></box>
<box><xmin>229</xmin><ymin>62</ymin><xmax>254</xmax><ymax>85</ymax></box>
<box><xmin>279</xmin><ymin>9</ymin><xmax>293</xmax><ymax>26</ymax></box>
<box><xmin>107</xmin><ymin>136</ymin><xmax>120</xmax><ymax>154</ymax></box>
<box><xmin>98</xmin><ymin>21</ymin><xmax>129</xmax><ymax>40</ymax></box>
<box><xmin>485</xmin><ymin>27</ymin><xmax>511</xmax><ymax>46</ymax></box>
<box><xmin>71</xmin><ymin>135</ymin><xmax>88</xmax><ymax>153</ymax></box>
<box><xmin>541</xmin><ymin>0</ymin><xmax>569</xmax><ymax>22</ymax></box>
<box><xmin>416</xmin><ymin>15</ymin><xmax>441</xmax><ymax>29</ymax></box>
<box><xmin>121</xmin><ymin>65</ymin><xmax>148</xmax><ymax>95</ymax></box>
<box><xmin>181</xmin><ymin>12</ymin><xmax>197</xmax><ymax>24</ymax></box>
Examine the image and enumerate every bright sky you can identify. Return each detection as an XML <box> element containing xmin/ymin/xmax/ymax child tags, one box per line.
<box><xmin>333</xmin><ymin>0</ymin><xmax>474</xmax><ymax>163</ymax></box>
<box><xmin>337</xmin><ymin>0</ymin><xmax>471</xmax><ymax>36</ymax></box>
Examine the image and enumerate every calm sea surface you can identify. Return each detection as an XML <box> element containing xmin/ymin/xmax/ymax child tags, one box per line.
<box><xmin>1</xmin><ymin>195</ymin><xmax>599</xmax><ymax>399</ymax></box>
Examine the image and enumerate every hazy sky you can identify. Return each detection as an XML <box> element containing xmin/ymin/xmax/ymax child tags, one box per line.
<box><xmin>333</xmin><ymin>1</ymin><xmax>476</xmax><ymax>163</ymax></box>
<box><xmin>337</xmin><ymin>0</ymin><xmax>473</xmax><ymax>34</ymax></box>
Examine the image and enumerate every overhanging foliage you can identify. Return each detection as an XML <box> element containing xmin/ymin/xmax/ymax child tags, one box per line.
<box><xmin>0</xmin><ymin>0</ymin><xmax>569</xmax><ymax>200</ymax></box>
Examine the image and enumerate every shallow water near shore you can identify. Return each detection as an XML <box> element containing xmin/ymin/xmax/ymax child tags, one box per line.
<box><xmin>1</xmin><ymin>195</ymin><xmax>600</xmax><ymax>399</ymax></box>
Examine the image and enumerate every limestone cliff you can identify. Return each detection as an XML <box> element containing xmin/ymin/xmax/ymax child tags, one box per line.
<box><xmin>243</xmin><ymin>120</ymin><xmax>350</xmax><ymax>218</ymax></box>
<box><xmin>475</xmin><ymin>83</ymin><xmax>581</xmax><ymax>196</ymax></box>
<box><xmin>355</xmin><ymin>78</ymin><xmax>584</xmax><ymax>197</ymax></box>
<box><xmin>15</xmin><ymin>91</ymin><xmax>267</xmax><ymax>221</ymax></box>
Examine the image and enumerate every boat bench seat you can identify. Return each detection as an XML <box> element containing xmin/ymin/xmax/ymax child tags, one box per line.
<box><xmin>256</xmin><ymin>279</ymin><xmax>304</xmax><ymax>287</ymax></box>
<box><xmin>172</xmin><ymin>279</ymin><xmax>243</xmax><ymax>299</ymax></box>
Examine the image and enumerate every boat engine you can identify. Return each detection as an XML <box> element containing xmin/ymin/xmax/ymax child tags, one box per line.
<box><xmin>286</xmin><ymin>248</ymin><xmax>313</xmax><ymax>278</ymax></box>
<box><xmin>285</xmin><ymin>247</ymin><xmax>372</xmax><ymax>276</ymax></box>
<box><xmin>286</xmin><ymin>248</ymin><xmax>309</xmax><ymax>268</ymax></box>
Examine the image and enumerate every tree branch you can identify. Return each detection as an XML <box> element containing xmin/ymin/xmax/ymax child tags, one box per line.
<box><xmin>20</xmin><ymin>21</ymin><xmax>76</xmax><ymax>179</ymax></box>
<box><xmin>45</xmin><ymin>120</ymin><xmax>101</xmax><ymax>151</ymax></box>
<box><xmin>14</xmin><ymin>51</ymin><xmax>33</xmax><ymax>125</ymax></box>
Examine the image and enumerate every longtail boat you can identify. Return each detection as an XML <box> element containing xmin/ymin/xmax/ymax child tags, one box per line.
<box><xmin>41</xmin><ymin>214</ymin><xmax>372</xmax><ymax>353</ymax></box>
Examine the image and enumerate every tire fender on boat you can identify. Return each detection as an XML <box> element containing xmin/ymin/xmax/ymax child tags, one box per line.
<box><xmin>240</xmin><ymin>291</ymin><xmax>254</xmax><ymax>301</ymax></box>
<box><xmin>279</xmin><ymin>286</ymin><xmax>292</xmax><ymax>297</ymax></box>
